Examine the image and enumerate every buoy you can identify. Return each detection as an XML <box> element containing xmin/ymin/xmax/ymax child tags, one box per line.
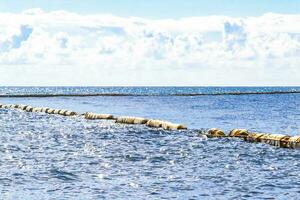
<box><xmin>116</xmin><ymin>116</ymin><xmax>135</xmax><ymax>124</ymax></box>
<box><xmin>58</xmin><ymin>109</ymin><xmax>67</xmax><ymax>115</ymax></box>
<box><xmin>146</xmin><ymin>119</ymin><xmax>165</xmax><ymax>128</ymax></box>
<box><xmin>260</xmin><ymin>134</ymin><xmax>290</xmax><ymax>148</ymax></box>
<box><xmin>245</xmin><ymin>133</ymin><xmax>291</xmax><ymax>148</ymax></box>
<box><xmin>56</xmin><ymin>109</ymin><xmax>77</xmax><ymax>116</ymax></box>
<box><xmin>287</xmin><ymin>136</ymin><xmax>300</xmax><ymax>148</ymax></box>
<box><xmin>85</xmin><ymin>112</ymin><xmax>114</xmax><ymax>120</ymax></box>
<box><xmin>116</xmin><ymin>116</ymin><xmax>148</xmax><ymax>124</ymax></box>
<box><xmin>0</xmin><ymin>104</ymin><xmax>8</xmax><ymax>109</ymax></box>
<box><xmin>25</xmin><ymin>106</ymin><xmax>34</xmax><ymax>112</ymax></box>
<box><xmin>146</xmin><ymin>119</ymin><xmax>186</xmax><ymax>130</ymax></box>
<box><xmin>18</xmin><ymin>105</ymin><xmax>28</xmax><ymax>110</ymax></box>
<box><xmin>32</xmin><ymin>107</ymin><xmax>43</xmax><ymax>112</ymax></box>
<box><xmin>245</xmin><ymin>132</ymin><xmax>266</xmax><ymax>143</ymax></box>
<box><xmin>9</xmin><ymin>104</ymin><xmax>18</xmax><ymax>109</ymax></box>
<box><xmin>133</xmin><ymin>117</ymin><xmax>149</xmax><ymax>124</ymax></box>
<box><xmin>206</xmin><ymin>128</ymin><xmax>225</xmax><ymax>137</ymax></box>
<box><xmin>41</xmin><ymin>108</ymin><xmax>49</xmax><ymax>113</ymax></box>
<box><xmin>229</xmin><ymin>129</ymin><xmax>248</xmax><ymax>138</ymax></box>
<box><xmin>46</xmin><ymin>108</ymin><xmax>55</xmax><ymax>114</ymax></box>
<box><xmin>53</xmin><ymin>109</ymin><xmax>61</xmax><ymax>114</ymax></box>
<box><xmin>0</xmin><ymin>104</ymin><xmax>7</xmax><ymax>109</ymax></box>
<box><xmin>161</xmin><ymin>122</ymin><xmax>187</xmax><ymax>130</ymax></box>
<box><xmin>64</xmin><ymin>111</ymin><xmax>77</xmax><ymax>116</ymax></box>
<box><xmin>14</xmin><ymin>104</ymin><xmax>21</xmax><ymax>109</ymax></box>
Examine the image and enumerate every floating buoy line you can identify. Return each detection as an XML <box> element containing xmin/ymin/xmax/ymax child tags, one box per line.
<box><xmin>1</xmin><ymin>103</ymin><xmax>299</xmax><ymax>149</ymax></box>
<box><xmin>206</xmin><ymin>128</ymin><xmax>300</xmax><ymax>149</ymax></box>
<box><xmin>0</xmin><ymin>103</ymin><xmax>187</xmax><ymax>131</ymax></box>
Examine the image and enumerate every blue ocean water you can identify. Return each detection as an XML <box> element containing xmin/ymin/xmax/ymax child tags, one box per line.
<box><xmin>1</xmin><ymin>87</ymin><xmax>300</xmax><ymax>199</ymax></box>
<box><xmin>0</xmin><ymin>86</ymin><xmax>300</xmax><ymax>96</ymax></box>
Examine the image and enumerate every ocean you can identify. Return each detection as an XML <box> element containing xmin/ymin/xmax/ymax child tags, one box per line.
<box><xmin>1</xmin><ymin>87</ymin><xmax>300</xmax><ymax>199</ymax></box>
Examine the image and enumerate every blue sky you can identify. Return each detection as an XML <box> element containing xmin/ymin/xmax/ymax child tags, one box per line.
<box><xmin>0</xmin><ymin>0</ymin><xmax>299</xmax><ymax>18</ymax></box>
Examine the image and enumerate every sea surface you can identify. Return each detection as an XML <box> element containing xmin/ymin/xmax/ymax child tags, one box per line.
<box><xmin>1</xmin><ymin>87</ymin><xmax>300</xmax><ymax>199</ymax></box>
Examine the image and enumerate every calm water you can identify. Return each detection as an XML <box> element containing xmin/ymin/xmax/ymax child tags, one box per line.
<box><xmin>1</xmin><ymin>87</ymin><xmax>300</xmax><ymax>199</ymax></box>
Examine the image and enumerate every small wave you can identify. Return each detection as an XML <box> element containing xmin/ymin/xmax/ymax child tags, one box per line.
<box><xmin>49</xmin><ymin>169</ymin><xmax>79</xmax><ymax>181</ymax></box>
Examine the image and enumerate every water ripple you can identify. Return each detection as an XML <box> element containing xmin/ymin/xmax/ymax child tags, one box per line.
<box><xmin>1</xmin><ymin>102</ymin><xmax>300</xmax><ymax>199</ymax></box>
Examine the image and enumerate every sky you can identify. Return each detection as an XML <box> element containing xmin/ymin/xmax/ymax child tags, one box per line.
<box><xmin>0</xmin><ymin>1</ymin><xmax>299</xmax><ymax>86</ymax></box>
<box><xmin>1</xmin><ymin>0</ymin><xmax>300</xmax><ymax>18</ymax></box>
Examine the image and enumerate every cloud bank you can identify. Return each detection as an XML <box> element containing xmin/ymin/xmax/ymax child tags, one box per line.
<box><xmin>0</xmin><ymin>8</ymin><xmax>300</xmax><ymax>85</ymax></box>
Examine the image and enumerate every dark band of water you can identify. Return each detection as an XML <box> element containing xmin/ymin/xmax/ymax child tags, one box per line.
<box><xmin>1</xmin><ymin>91</ymin><xmax>300</xmax><ymax>98</ymax></box>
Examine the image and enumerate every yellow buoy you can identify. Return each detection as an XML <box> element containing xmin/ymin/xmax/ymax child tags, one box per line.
<box><xmin>116</xmin><ymin>116</ymin><xmax>148</xmax><ymax>124</ymax></box>
<box><xmin>0</xmin><ymin>104</ymin><xmax>8</xmax><ymax>109</ymax></box>
<box><xmin>64</xmin><ymin>111</ymin><xmax>77</xmax><ymax>116</ymax></box>
<box><xmin>146</xmin><ymin>119</ymin><xmax>186</xmax><ymax>130</ymax></box>
<box><xmin>46</xmin><ymin>108</ymin><xmax>55</xmax><ymax>114</ymax></box>
<box><xmin>9</xmin><ymin>104</ymin><xmax>18</xmax><ymax>109</ymax></box>
<box><xmin>206</xmin><ymin>128</ymin><xmax>225</xmax><ymax>137</ymax></box>
<box><xmin>25</xmin><ymin>106</ymin><xmax>34</xmax><ymax>112</ymax></box>
<box><xmin>229</xmin><ymin>129</ymin><xmax>248</xmax><ymax>138</ymax></box>
<box><xmin>18</xmin><ymin>105</ymin><xmax>27</xmax><ymax>110</ymax></box>
<box><xmin>161</xmin><ymin>122</ymin><xmax>187</xmax><ymax>130</ymax></box>
<box><xmin>58</xmin><ymin>109</ymin><xmax>68</xmax><ymax>115</ymax></box>
<box><xmin>53</xmin><ymin>109</ymin><xmax>60</xmax><ymax>114</ymax></box>
<box><xmin>41</xmin><ymin>108</ymin><xmax>49</xmax><ymax>113</ymax></box>
<box><xmin>85</xmin><ymin>112</ymin><xmax>114</xmax><ymax>120</ymax></box>
<box><xmin>258</xmin><ymin>134</ymin><xmax>290</xmax><ymax>147</ymax></box>
<box><xmin>32</xmin><ymin>107</ymin><xmax>43</xmax><ymax>112</ymax></box>
<box><xmin>245</xmin><ymin>132</ymin><xmax>266</xmax><ymax>142</ymax></box>
<box><xmin>287</xmin><ymin>136</ymin><xmax>300</xmax><ymax>148</ymax></box>
<box><xmin>146</xmin><ymin>119</ymin><xmax>164</xmax><ymax>128</ymax></box>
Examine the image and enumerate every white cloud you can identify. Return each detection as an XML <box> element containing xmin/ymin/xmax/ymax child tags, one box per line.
<box><xmin>0</xmin><ymin>9</ymin><xmax>300</xmax><ymax>86</ymax></box>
